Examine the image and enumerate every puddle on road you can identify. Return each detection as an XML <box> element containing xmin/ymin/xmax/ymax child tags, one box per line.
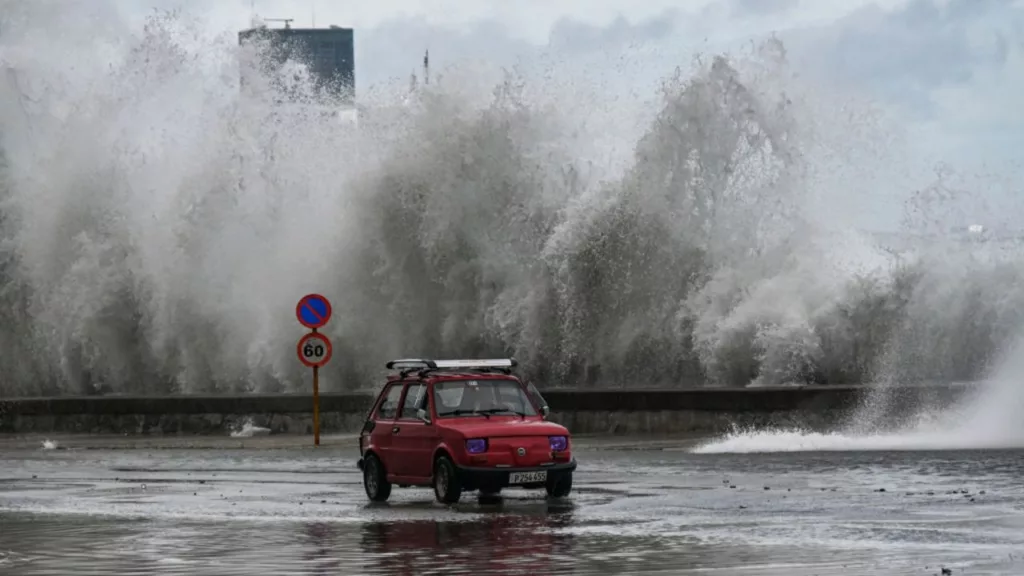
<box><xmin>108</xmin><ymin>466</ymin><xmax>352</xmax><ymax>475</ymax></box>
<box><xmin>4</xmin><ymin>510</ymin><xmax>1016</xmax><ymax>576</ymax></box>
<box><xmin>5</xmin><ymin>448</ymin><xmax>1024</xmax><ymax>574</ymax></box>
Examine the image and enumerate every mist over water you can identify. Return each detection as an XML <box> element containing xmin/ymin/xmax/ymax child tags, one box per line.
<box><xmin>2</xmin><ymin>0</ymin><xmax>1024</xmax><ymax>457</ymax></box>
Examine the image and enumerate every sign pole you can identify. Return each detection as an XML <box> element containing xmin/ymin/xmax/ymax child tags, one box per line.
<box><xmin>312</xmin><ymin>329</ymin><xmax>321</xmax><ymax>446</ymax></box>
<box><xmin>313</xmin><ymin>365</ymin><xmax>320</xmax><ymax>446</ymax></box>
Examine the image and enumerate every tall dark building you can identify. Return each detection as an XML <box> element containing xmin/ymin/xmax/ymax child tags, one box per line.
<box><xmin>238</xmin><ymin>24</ymin><xmax>354</xmax><ymax>105</ymax></box>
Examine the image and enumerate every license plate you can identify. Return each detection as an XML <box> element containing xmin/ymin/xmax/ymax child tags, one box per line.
<box><xmin>508</xmin><ymin>471</ymin><xmax>547</xmax><ymax>484</ymax></box>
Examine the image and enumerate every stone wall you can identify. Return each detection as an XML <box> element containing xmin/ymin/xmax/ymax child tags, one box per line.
<box><xmin>0</xmin><ymin>384</ymin><xmax>973</xmax><ymax>436</ymax></box>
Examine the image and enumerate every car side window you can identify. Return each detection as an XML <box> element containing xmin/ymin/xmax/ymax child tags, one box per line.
<box><xmin>399</xmin><ymin>383</ymin><xmax>428</xmax><ymax>420</ymax></box>
<box><xmin>376</xmin><ymin>384</ymin><xmax>404</xmax><ymax>421</ymax></box>
<box><xmin>525</xmin><ymin>381</ymin><xmax>548</xmax><ymax>411</ymax></box>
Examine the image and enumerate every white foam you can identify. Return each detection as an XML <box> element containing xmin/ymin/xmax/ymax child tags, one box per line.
<box><xmin>692</xmin><ymin>427</ymin><xmax>970</xmax><ymax>454</ymax></box>
<box><xmin>230</xmin><ymin>419</ymin><xmax>271</xmax><ymax>438</ymax></box>
<box><xmin>694</xmin><ymin>332</ymin><xmax>1024</xmax><ymax>454</ymax></box>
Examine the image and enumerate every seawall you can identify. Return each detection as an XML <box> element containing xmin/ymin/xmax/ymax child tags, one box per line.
<box><xmin>0</xmin><ymin>383</ymin><xmax>976</xmax><ymax>437</ymax></box>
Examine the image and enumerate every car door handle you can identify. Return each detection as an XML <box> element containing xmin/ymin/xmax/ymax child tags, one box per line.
<box><xmin>392</xmin><ymin>426</ymin><xmax>400</xmax><ymax>434</ymax></box>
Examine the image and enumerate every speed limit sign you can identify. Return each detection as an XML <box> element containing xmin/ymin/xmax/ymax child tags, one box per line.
<box><xmin>297</xmin><ymin>332</ymin><xmax>332</xmax><ymax>368</ymax></box>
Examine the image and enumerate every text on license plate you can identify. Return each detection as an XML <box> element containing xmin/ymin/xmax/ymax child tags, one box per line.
<box><xmin>508</xmin><ymin>471</ymin><xmax>547</xmax><ymax>484</ymax></box>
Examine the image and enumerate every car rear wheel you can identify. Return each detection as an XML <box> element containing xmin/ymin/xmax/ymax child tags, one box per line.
<box><xmin>363</xmin><ymin>454</ymin><xmax>392</xmax><ymax>502</ymax></box>
<box><xmin>433</xmin><ymin>455</ymin><xmax>462</xmax><ymax>504</ymax></box>
<box><xmin>546</xmin><ymin>471</ymin><xmax>572</xmax><ymax>498</ymax></box>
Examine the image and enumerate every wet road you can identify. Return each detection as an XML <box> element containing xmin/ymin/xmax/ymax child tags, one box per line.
<box><xmin>2</xmin><ymin>434</ymin><xmax>1024</xmax><ymax>575</ymax></box>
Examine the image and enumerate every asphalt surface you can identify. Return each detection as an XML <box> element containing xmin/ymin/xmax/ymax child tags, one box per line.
<box><xmin>2</xmin><ymin>433</ymin><xmax>1024</xmax><ymax>575</ymax></box>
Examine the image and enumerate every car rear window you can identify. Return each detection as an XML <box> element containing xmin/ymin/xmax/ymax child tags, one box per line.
<box><xmin>376</xmin><ymin>383</ymin><xmax>404</xmax><ymax>420</ymax></box>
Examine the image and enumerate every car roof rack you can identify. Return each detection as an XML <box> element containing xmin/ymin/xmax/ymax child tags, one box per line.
<box><xmin>385</xmin><ymin>358</ymin><xmax>518</xmax><ymax>378</ymax></box>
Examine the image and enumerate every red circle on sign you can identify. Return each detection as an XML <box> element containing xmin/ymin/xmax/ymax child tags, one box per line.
<box><xmin>297</xmin><ymin>332</ymin><xmax>333</xmax><ymax>368</ymax></box>
<box><xmin>296</xmin><ymin>293</ymin><xmax>333</xmax><ymax>329</ymax></box>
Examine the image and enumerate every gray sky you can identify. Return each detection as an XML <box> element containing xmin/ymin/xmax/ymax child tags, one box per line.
<box><xmin>131</xmin><ymin>0</ymin><xmax>1021</xmax><ymax>156</ymax></box>
<box><xmin>158</xmin><ymin>0</ymin><xmax>905</xmax><ymax>43</ymax></box>
<box><xmin>52</xmin><ymin>0</ymin><xmax>1024</xmax><ymax>230</ymax></box>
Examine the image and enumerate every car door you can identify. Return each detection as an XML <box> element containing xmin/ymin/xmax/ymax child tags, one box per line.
<box><xmin>390</xmin><ymin>382</ymin><xmax>437</xmax><ymax>479</ymax></box>
<box><xmin>366</xmin><ymin>382</ymin><xmax>405</xmax><ymax>472</ymax></box>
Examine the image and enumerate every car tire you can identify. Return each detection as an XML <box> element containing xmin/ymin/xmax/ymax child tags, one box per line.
<box><xmin>433</xmin><ymin>455</ymin><xmax>462</xmax><ymax>504</ymax></box>
<box><xmin>363</xmin><ymin>454</ymin><xmax>392</xmax><ymax>502</ymax></box>
<box><xmin>546</xmin><ymin>471</ymin><xmax>572</xmax><ymax>498</ymax></box>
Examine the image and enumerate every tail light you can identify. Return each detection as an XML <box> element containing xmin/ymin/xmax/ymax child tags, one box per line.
<box><xmin>549</xmin><ymin>436</ymin><xmax>568</xmax><ymax>452</ymax></box>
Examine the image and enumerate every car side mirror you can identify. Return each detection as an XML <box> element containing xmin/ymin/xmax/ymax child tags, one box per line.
<box><xmin>416</xmin><ymin>408</ymin><xmax>431</xmax><ymax>423</ymax></box>
<box><xmin>540</xmin><ymin>405</ymin><xmax>550</xmax><ymax>418</ymax></box>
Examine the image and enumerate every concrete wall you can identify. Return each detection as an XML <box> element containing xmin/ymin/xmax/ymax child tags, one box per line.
<box><xmin>0</xmin><ymin>384</ymin><xmax>974</xmax><ymax>436</ymax></box>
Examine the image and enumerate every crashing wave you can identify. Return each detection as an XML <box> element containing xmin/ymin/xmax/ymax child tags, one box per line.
<box><xmin>0</xmin><ymin>7</ymin><xmax>1021</xmax><ymax>396</ymax></box>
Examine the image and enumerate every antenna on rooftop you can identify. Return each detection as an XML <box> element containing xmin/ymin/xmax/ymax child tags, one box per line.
<box><xmin>248</xmin><ymin>2</ymin><xmax>264</xmax><ymax>29</ymax></box>
<box><xmin>264</xmin><ymin>18</ymin><xmax>294</xmax><ymax>29</ymax></box>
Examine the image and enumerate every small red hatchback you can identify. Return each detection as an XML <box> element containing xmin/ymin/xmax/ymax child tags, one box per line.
<box><xmin>357</xmin><ymin>358</ymin><xmax>576</xmax><ymax>504</ymax></box>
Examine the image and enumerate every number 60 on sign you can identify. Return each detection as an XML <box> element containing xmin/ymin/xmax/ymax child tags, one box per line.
<box><xmin>297</xmin><ymin>332</ymin><xmax>332</xmax><ymax>368</ymax></box>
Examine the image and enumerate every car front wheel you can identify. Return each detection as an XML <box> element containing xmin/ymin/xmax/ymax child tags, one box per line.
<box><xmin>546</xmin><ymin>471</ymin><xmax>572</xmax><ymax>498</ymax></box>
<box><xmin>433</xmin><ymin>455</ymin><xmax>462</xmax><ymax>504</ymax></box>
<box><xmin>363</xmin><ymin>454</ymin><xmax>392</xmax><ymax>502</ymax></box>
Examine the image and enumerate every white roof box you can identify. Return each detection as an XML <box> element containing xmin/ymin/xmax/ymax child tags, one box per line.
<box><xmin>385</xmin><ymin>358</ymin><xmax>517</xmax><ymax>371</ymax></box>
<box><xmin>433</xmin><ymin>358</ymin><xmax>516</xmax><ymax>369</ymax></box>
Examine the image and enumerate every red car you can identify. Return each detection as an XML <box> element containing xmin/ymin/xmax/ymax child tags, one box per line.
<box><xmin>356</xmin><ymin>358</ymin><xmax>576</xmax><ymax>504</ymax></box>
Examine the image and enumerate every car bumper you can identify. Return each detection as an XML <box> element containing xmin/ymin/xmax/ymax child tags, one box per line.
<box><xmin>455</xmin><ymin>459</ymin><xmax>577</xmax><ymax>487</ymax></box>
<box><xmin>355</xmin><ymin>457</ymin><xmax>577</xmax><ymax>482</ymax></box>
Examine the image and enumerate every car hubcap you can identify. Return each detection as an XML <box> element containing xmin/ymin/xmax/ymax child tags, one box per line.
<box><xmin>366</xmin><ymin>462</ymin><xmax>377</xmax><ymax>495</ymax></box>
<box><xmin>436</xmin><ymin>466</ymin><xmax>447</xmax><ymax>495</ymax></box>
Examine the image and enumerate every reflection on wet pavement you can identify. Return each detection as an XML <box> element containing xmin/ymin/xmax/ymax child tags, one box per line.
<box><xmin>2</xmin><ymin>443</ymin><xmax>1024</xmax><ymax>575</ymax></box>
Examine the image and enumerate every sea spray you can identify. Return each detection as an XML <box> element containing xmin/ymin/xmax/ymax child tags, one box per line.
<box><xmin>0</xmin><ymin>5</ymin><xmax>1021</xmax><ymax>404</ymax></box>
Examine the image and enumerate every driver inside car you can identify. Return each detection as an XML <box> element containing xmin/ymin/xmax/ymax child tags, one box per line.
<box><xmin>459</xmin><ymin>383</ymin><xmax>488</xmax><ymax>412</ymax></box>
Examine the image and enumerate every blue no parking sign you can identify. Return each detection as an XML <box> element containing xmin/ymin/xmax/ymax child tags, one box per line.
<box><xmin>296</xmin><ymin>293</ymin><xmax>332</xmax><ymax>329</ymax></box>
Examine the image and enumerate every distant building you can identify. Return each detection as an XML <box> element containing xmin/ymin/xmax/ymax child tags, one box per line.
<box><xmin>238</xmin><ymin>23</ymin><xmax>354</xmax><ymax>106</ymax></box>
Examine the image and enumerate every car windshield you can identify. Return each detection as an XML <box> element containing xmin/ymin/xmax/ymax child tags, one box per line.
<box><xmin>433</xmin><ymin>379</ymin><xmax>539</xmax><ymax>418</ymax></box>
